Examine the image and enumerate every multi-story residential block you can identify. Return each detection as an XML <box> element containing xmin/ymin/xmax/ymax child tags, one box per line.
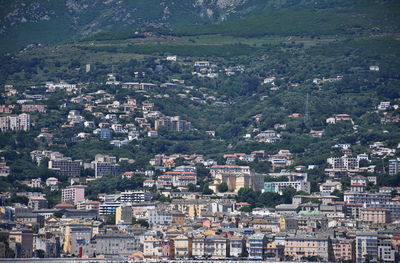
<box><xmin>148</xmin><ymin>209</ymin><xmax>173</xmax><ymax>225</ymax></box>
<box><xmin>254</xmin><ymin>130</ymin><xmax>282</xmax><ymax>143</ymax></box>
<box><xmin>356</xmin><ymin>232</ymin><xmax>378</xmax><ymax>263</ymax></box>
<box><xmin>76</xmin><ymin>200</ymin><xmax>100</xmax><ymax>212</ymax></box>
<box><xmin>248</xmin><ymin>233</ymin><xmax>267</xmax><ymax>260</ymax></box>
<box><xmin>320</xmin><ymin>180</ymin><xmax>342</xmax><ymax>193</ymax></box>
<box><xmin>143</xmin><ymin>179</ymin><xmax>156</xmax><ymax>188</ymax></box>
<box><xmin>162</xmin><ymin>239</ymin><xmax>175</xmax><ymax>259</ymax></box>
<box><xmin>327</xmin><ymin>155</ymin><xmax>359</xmax><ymax>172</ymax></box>
<box><xmin>388</xmin><ymin>159</ymin><xmax>399</xmax><ymax>176</ymax></box>
<box><xmin>284</xmin><ymin>235</ymin><xmax>333</xmax><ymax>261</ymax></box>
<box><xmin>332</xmin><ymin>238</ymin><xmax>355</xmax><ymax>262</ymax></box>
<box><xmin>48</xmin><ymin>158</ymin><xmax>81</xmax><ymax>177</ymax></box>
<box><xmin>361</xmin><ymin>208</ymin><xmax>391</xmax><ymax>224</ymax></box>
<box><xmin>229</xmin><ymin>236</ymin><xmax>246</xmax><ymax>257</ymax></box>
<box><xmin>210</xmin><ymin>165</ymin><xmax>250</xmax><ymax>177</ymax></box>
<box><xmin>21</xmin><ymin>104</ymin><xmax>46</xmax><ymax>113</ymax></box>
<box><xmin>144</xmin><ymin>236</ymin><xmax>163</xmax><ymax>258</ymax></box>
<box><xmin>192</xmin><ymin>235</ymin><xmax>229</xmax><ymax>259</ymax></box>
<box><xmin>211</xmin><ymin>165</ymin><xmax>263</xmax><ymax>192</ymax></box>
<box><xmin>174</xmin><ymin>234</ymin><xmax>192</xmax><ymax>258</ymax></box>
<box><xmin>344</xmin><ymin>191</ymin><xmax>392</xmax><ymax>205</ymax></box>
<box><xmin>265</xmin><ymin>242</ymin><xmax>284</xmax><ymax>261</ymax></box>
<box><xmin>356</xmin><ymin>233</ymin><xmax>396</xmax><ymax>263</ymax></box>
<box><xmin>0</xmin><ymin>113</ymin><xmax>30</xmax><ymax>132</ymax></box>
<box><xmin>115</xmin><ymin>206</ymin><xmax>132</xmax><ymax>225</ymax></box>
<box><xmin>155</xmin><ymin>116</ymin><xmax>192</xmax><ymax>132</ymax></box>
<box><xmin>61</xmin><ymin>185</ymin><xmax>86</xmax><ymax>205</ymax></box>
<box><xmin>92</xmin><ymin>154</ymin><xmax>119</xmax><ymax>178</ymax></box>
<box><xmin>63</xmin><ymin>223</ymin><xmax>92</xmax><ymax>255</ymax></box>
<box><xmin>98</xmin><ymin>128</ymin><xmax>113</xmax><ymax>139</ymax></box>
<box><xmin>156</xmin><ymin>171</ymin><xmax>197</xmax><ymax>188</ymax></box>
<box><xmin>45</xmin><ymin>81</ymin><xmax>77</xmax><ymax>92</ymax></box>
<box><xmin>28</xmin><ymin>196</ymin><xmax>48</xmax><ymax>210</ymax></box>
<box><xmin>0</xmin><ymin>105</ymin><xmax>15</xmax><ymax>113</ymax></box>
<box><xmin>98</xmin><ymin>201</ymin><xmax>122</xmax><ymax>216</ymax></box>
<box><xmin>377</xmin><ymin>238</ymin><xmax>396</xmax><ymax>262</ymax></box>
<box><xmin>119</xmin><ymin>191</ymin><xmax>151</xmax><ymax>203</ymax></box>
<box><xmin>345</xmin><ymin>203</ymin><xmax>363</xmax><ymax>219</ymax></box>
<box><xmin>264</xmin><ymin>181</ymin><xmax>310</xmax><ymax>195</ymax></box>
<box><xmin>89</xmin><ymin>232</ymin><xmax>140</xmax><ymax>258</ymax></box>
<box><xmin>9</xmin><ymin>230</ymin><xmax>34</xmax><ymax>258</ymax></box>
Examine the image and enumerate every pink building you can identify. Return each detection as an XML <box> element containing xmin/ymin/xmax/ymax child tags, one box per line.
<box><xmin>61</xmin><ymin>185</ymin><xmax>86</xmax><ymax>205</ymax></box>
<box><xmin>332</xmin><ymin>239</ymin><xmax>355</xmax><ymax>262</ymax></box>
<box><xmin>162</xmin><ymin>239</ymin><xmax>175</xmax><ymax>259</ymax></box>
<box><xmin>21</xmin><ymin>104</ymin><xmax>46</xmax><ymax>113</ymax></box>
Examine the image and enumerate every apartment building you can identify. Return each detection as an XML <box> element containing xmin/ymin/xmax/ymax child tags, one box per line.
<box><xmin>92</xmin><ymin>154</ymin><xmax>119</xmax><ymax>178</ymax></box>
<box><xmin>115</xmin><ymin>206</ymin><xmax>133</xmax><ymax>225</ymax></box>
<box><xmin>211</xmin><ymin>165</ymin><xmax>250</xmax><ymax>176</ymax></box>
<box><xmin>284</xmin><ymin>235</ymin><xmax>333</xmax><ymax>261</ymax></box>
<box><xmin>21</xmin><ymin>104</ymin><xmax>46</xmax><ymax>113</ymax></box>
<box><xmin>61</xmin><ymin>185</ymin><xmax>86</xmax><ymax>205</ymax></box>
<box><xmin>248</xmin><ymin>233</ymin><xmax>267</xmax><ymax>260</ymax></box>
<box><xmin>174</xmin><ymin>234</ymin><xmax>192</xmax><ymax>258</ymax></box>
<box><xmin>9</xmin><ymin>230</ymin><xmax>34</xmax><ymax>258</ymax></box>
<box><xmin>327</xmin><ymin>155</ymin><xmax>359</xmax><ymax>171</ymax></box>
<box><xmin>264</xmin><ymin>181</ymin><xmax>310</xmax><ymax>195</ymax></box>
<box><xmin>192</xmin><ymin>235</ymin><xmax>229</xmax><ymax>259</ymax></box>
<box><xmin>156</xmin><ymin>171</ymin><xmax>197</xmax><ymax>188</ymax></box>
<box><xmin>144</xmin><ymin>236</ymin><xmax>163</xmax><ymax>258</ymax></box>
<box><xmin>48</xmin><ymin>158</ymin><xmax>81</xmax><ymax>177</ymax></box>
<box><xmin>120</xmin><ymin>191</ymin><xmax>152</xmax><ymax>203</ymax></box>
<box><xmin>0</xmin><ymin>113</ymin><xmax>30</xmax><ymax>132</ymax></box>
<box><xmin>154</xmin><ymin>116</ymin><xmax>192</xmax><ymax>132</ymax></box>
<box><xmin>89</xmin><ymin>232</ymin><xmax>140</xmax><ymax>258</ymax></box>
<box><xmin>332</xmin><ymin>238</ymin><xmax>355</xmax><ymax>262</ymax></box>
<box><xmin>361</xmin><ymin>208</ymin><xmax>391</xmax><ymax>224</ymax></box>
<box><xmin>148</xmin><ymin>209</ymin><xmax>173</xmax><ymax>225</ymax></box>
<box><xmin>356</xmin><ymin>233</ymin><xmax>378</xmax><ymax>263</ymax></box>
<box><xmin>230</xmin><ymin>236</ymin><xmax>246</xmax><ymax>257</ymax></box>
<box><xmin>320</xmin><ymin>180</ymin><xmax>342</xmax><ymax>193</ymax></box>
<box><xmin>388</xmin><ymin>159</ymin><xmax>399</xmax><ymax>176</ymax></box>
<box><xmin>98</xmin><ymin>202</ymin><xmax>122</xmax><ymax>216</ymax></box>
<box><xmin>210</xmin><ymin>165</ymin><xmax>264</xmax><ymax>192</ymax></box>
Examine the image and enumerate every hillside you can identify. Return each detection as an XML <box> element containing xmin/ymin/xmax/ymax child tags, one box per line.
<box><xmin>1</xmin><ymin>0</ymin><xmax>400</xmax><ymax>53</ymax></box>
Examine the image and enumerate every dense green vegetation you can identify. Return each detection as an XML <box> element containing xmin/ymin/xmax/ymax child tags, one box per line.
<box><xmin>0</xmin><ymin>0</ymin><xmax>399</xmax><ymax>206</ymax></box>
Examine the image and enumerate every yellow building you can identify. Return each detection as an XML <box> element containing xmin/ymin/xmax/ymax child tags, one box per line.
<box><xmin>171</xmin><ymin>200</ymin><xmax>207</xmax><ymax>218</ymax></box>
<box><xmin>279</xmin><ymin>217</ymin><xmax>298</xmax><ymax>231</ymax></box>
<box><xmin>174</xmin><ymin>234</ymin><xmax>192</xmax><ymax>258</ymax></box>
<box><xmin>115</xmin><ymin>206</ymin><xmax>133</xmax><ymax>224</ymax></box>
<box><xmin>143</xmin><ymin>236</ymin><xmax>163</xmax><ymax>258</ymax></box>
<box><xmin>172</xmin><ymin>212</ymin><xmax>186</xmax><ymax>226</ymax></box>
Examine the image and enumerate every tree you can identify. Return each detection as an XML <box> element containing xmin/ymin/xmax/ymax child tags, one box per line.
<box><xmin>332</xmin><ymin>189</ymin><xmax>344</xmax><ymax>201</ymax></box>
<box><xmin>301</xmin><ymin>255</ymin><xmax>324</xmax><ymax>262</ymax></box>
<box><xmin>105</xmin><ymin>214</ymin><xmax>115</xmax><ymax>225</ymax></box>
<box><xmin>282</xmin><ymin>186</ymin><xmax>297</xmax><ymax>204</ymax></box>
<box><xmin>53</xmin><ymin>211</ymin><xmax>65</xmax><ymax>218</ymax></box>
<box><xmin>239</xmin><ymin>249</ymin><xmax>249</xmax><ymax>258</ymax></box>
<box><xmin>202</xmin><ymin>184</ymin><xmax>214</xmax><ymax>195</ymax></box>
<box><xmin>240</xmin><ymin>206</ymin><xmax>252</xmax><ymax>213</ymax></box>
<box><xmin>217</xmin><ymin>182</ymin><xmax>229</xmax><ymax>193</ymax></box>
<box><xmin>35</xmin><ymin>249</ymin><xmax>45</xmax><ymax>258</ymax></box>
<box><xmin>187</xmin><ymin>183</ymin><xmax>197</xmax><ymax>192</ymax></box>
